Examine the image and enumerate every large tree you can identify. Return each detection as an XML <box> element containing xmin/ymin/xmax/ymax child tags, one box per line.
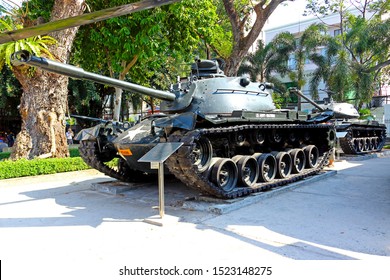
<box><xmin>72</xmin><ymin>0</ymin><xmax>221</xmax><ymax>121</ymax></box>
<box><xmin>4</xmin><ymin>0</ymin><xmax>85</xmax><ymax>159</ymax></box>
<box><xmin>221</xmin><ymin>0</ymin><xmax>290</xmax><ymax>76</ymax></box>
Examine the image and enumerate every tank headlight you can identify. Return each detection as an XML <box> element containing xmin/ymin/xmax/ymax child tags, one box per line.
<box><xmin>119</xmin><ymin>149</ymin><xmax>132</xmax><ymax>156</ymax></box>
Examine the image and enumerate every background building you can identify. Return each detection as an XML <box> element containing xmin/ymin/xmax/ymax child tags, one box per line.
<box><xmin>263</xmin><ymin>10</ymin><xmax>389</xmax><ymax>115</ymax></box>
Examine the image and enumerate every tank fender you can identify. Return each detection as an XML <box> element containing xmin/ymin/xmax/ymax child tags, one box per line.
<box><xmin>153</xmin><ymin>111</ymin><xmax>197</xmax><ymax>130</ymax></box>
<box><xmin>74</xmin><ymin>124</ymin><xmax>103</xmax><ymax>141</ymax></box>
<box><xmin>306</xmin><ymin>109</ymin><xmax>334</xmax><ymax>123</ymax></box>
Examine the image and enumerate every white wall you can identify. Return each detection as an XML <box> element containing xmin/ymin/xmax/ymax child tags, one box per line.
<box><xmin>384</xmin><ymin>105</ymin><xmax>390</xmax><ymax>135</ymax></box>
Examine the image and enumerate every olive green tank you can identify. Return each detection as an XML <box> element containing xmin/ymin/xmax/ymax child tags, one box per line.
<box><xmin>12</xmin><ymin>51</ymin><xmax>336</xmax><ymax>198</ymax></box>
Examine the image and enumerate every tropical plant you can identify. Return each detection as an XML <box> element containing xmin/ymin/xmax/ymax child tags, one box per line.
<box><xmin>0</xmin><ymin>18</ymin><xmax>57</xmax><ymax>70</ymax></box>
<box><xmin>306</xmin><ymin>0</ymin><xmax>390</xmax><ymax>108</ymax></box>
<box><xmin>238</xmin><ymin>32</ymin><xmax>295</xmax><ymax>89</ymax></box>
<box><xmin>289</xmin><ymin>23</ymin><xmax>328</xmax><ymax>90</ymax></box>
<box><xmin>277</xmin><ymin>23</ymin><xmax>329</xmax><ymax>109</ymax></box>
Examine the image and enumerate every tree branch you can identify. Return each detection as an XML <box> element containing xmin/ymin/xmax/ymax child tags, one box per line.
<box><xmin>222</xmin><ymin>0</ymin><xmax>241</xmax><ymax>41</ymax></box>
<box><xmin>368</xmin><ymin>59</ymin><xmax>390</xmax><ymax>73</ymax></box>
<box><xmin>120</xmin><ymin>55</ymin><xmax>138</xmax><ymax>80</ymax></box>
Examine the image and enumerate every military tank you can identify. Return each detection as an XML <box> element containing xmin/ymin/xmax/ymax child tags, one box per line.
<box><xmin>290</xmin><ymin>88</ymin><xmax>386</xmax><ymax>155</ymax></box>
<box><xmin>12</xmin><ymin>50</ymin><xmax>336</xmax><ymax>198</ymax></box>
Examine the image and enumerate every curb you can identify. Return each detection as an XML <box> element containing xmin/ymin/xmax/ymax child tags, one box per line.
<box><xmin>337</xmin><ymin>149</ymin><xmax>390</xmax><ymax>161</ymax></box>
<box><xmin>182</xmin><ymin>170</ymin><xmax>337</xmax><ymax>215</ymax></box>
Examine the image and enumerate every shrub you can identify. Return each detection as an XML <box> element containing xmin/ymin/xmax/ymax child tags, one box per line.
<box><xmin>69</xmin><ymin>148</ymin><xmax>80</xmax><ymax>157</ymax></box>
<box><xmin>0</xmin><ymin>152</ymin><xmax>11</xmax><ymax>161</ymax></box>
<box><xmin>0</xmin><ymin>148</ymin><xmax>80</xmax><ymax>160</ymax></box>
<box><xmin>0</xmin><ymin>157</ymin><xmax>90</xmax><ymax>179</ymax></box>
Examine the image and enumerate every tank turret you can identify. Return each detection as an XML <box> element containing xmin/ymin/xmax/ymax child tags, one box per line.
<box><xmin>12</xmin><ymin>51</ymin><xmax>337</xmax><ymax>198</ymax></box>
<box><xmin>289</xmin><ymin>88</ymin><xmax>386</xmax><ymax>155</ymax></box>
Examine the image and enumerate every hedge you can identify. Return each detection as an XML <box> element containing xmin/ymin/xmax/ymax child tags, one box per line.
<box><xmin>0</xmin><ymin>148</ymin><xmax>80</xmax><ymax>161</ymax></box>
<box><xmin>0</xmin><ymin>152</ymin><xmax>11</xmax><ymax>161</ymax></box>
<box><xmin>0</xmin><ymin>157</ymin><xmax>91</xmax><ymax>179</ymax></box>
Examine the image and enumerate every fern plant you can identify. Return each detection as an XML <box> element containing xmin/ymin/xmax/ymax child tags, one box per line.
<box><xmin>0</xmin><ymin>17</ymin><xmax>57</xmax><ymax>71</ymax></box>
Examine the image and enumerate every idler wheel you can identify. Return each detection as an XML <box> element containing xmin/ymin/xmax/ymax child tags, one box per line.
<box><xmin>304</xmin><ymin>145</ymin><xmax>319</xmax><ymax>168</ymax></box>
<box><xmin>210</xmin><ymin>158</ymin><xmax>238</xmax><ymax>192</ymax></box>
<box><xmin>288</xmin><ymin>148</ymin><xmax>306</xmax><ymax>174</ymax></box>
<box><xmin>192</xmin><ymin>137</ymin><xmax>213</xmax><ymax>172</ymax></box>
<box><xmin>272</xmin><ymin>151</ymin><xmax>292</xmax><ymax>178</ymax></box>
<box><xmin>232</xmin><ymin>155</ymin><xmax>259</xmax><ymax>188</ymax></box>
<box><xmin>253</xmin><ymin>153</ymin><xmax>277</xmax><ymax>182</ymax></box>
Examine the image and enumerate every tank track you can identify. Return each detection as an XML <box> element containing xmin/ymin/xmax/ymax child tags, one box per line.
<box><xmin>79</xmin><ymin>123</ymin><xmax>333</xmax><ymax>199</ymax></box>
<box><xmin>79</xmin><ymin>140</ymin><xmax>151</xmax><ymax>183</ymax></box>
<box><xmin>165</xmin><ymin>123</ymin><xmax>333</xmax><ymax>199</ymax></box>
<box><xmin>338</xmin><ymin>125</ymin><xmax>387</xmax><ymax>155</ymax></box>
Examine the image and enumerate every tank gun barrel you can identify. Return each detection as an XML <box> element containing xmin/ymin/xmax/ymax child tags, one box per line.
<box><xmin>289</xmin><ymin>88</ymin><xmax>324</xmax><ymax>112</ymax></box>
<box><xmin>11</xmin><ymin>50</ymin><xmax>176</xmax><ymax>101</ymax></box>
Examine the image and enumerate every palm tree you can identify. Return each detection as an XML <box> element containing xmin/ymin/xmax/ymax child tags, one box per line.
<box><xmin>308</xmin><ymin>15</ymin><xmax>390</xmax><ymax>108</ymax></box>
<box><xmin>308</xmin><ymin>36</ymin><xmax>347</xmax><ymax>100</ymax></box>
<box><xmin>238</xmin><ymin>32</ymin><xmax>295</xmax><ymax>88</ymax></box>
<box><xmin>288</xmin><ymin>23</ymin><xmax>328</xmax><ymax>109</ymax></box>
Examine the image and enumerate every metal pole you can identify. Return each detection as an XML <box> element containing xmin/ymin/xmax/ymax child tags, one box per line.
<box><xmin>158</xmin><ymin>162</ymin><xmax>165</xmax><ymax>218</ymax></box>
<box><xmin>336</xmin><ymin>138</ymin><xmax>340</xmax><ymax>161</ymax></box>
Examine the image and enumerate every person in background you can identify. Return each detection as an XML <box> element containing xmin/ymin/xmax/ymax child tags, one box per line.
<box><xmin>66</xmin><ymin>128</ymin><xmax>74</xmax><ymax>145</ymax></box>
<box><xmin>6</xmin><ymin>132</ymin><xmax>15</xmax><ymax>147</ymax></box>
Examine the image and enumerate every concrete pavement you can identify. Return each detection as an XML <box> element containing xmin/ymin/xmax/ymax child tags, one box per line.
<box><xmin>0</xmin><ymin>154</ymin><xmax>390</xmax><ymax>279</ymax></box>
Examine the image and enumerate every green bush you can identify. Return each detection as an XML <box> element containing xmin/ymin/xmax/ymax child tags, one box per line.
<box><xmin>69</xmin><ymin>148</ymin><xmax>80</xmax><ymax>157</ymax></box>
<box><xmin>358</xmin><ymin>108</ymin><xmax>374</xmax><ymax>120</ymax></box>
<box><xmin>0</xmin><ymin>157</ymin><xmax>90</xmax><ymax>179</ymax></box>
<box><xmin>0</xmin><ymin>148</ymin><xmax>80</xmax><ymax>161</ymax></box>
<box><xmin>0</xmin><ymin>152</ymin><xmax>11</xmax><ymax>161</ymax></box>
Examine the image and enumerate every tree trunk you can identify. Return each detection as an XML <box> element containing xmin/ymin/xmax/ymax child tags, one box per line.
<box><xmin>112</xmin><ymin>58</ymin><xmax>138</xmax><ymax>122</ymax></box>
<box><xmin>11</xmin><ymin>0</ymin><xmax>85</xmax><ymax>160</ymax></box>
<box><xmin>113</xmin><ymin>87</ymin><xmax>123</xmax><ymax>122</ymax></box>
<box><xmin>223</xmin><ymin>0</ymin><xmax>287</xmax><ymax>76</ymax></box>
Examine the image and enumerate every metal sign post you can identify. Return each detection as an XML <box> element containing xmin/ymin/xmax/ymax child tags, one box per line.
<box><xmin>138</xmin><ymin>142</ymin><xmax>183</xmax><ymax>220</ymax></box>
<box><xmin>336</xmin><ymin>132</ymin><xmax>347</xmax><ymax>160</ymax></box>
<box><xmin>158</xmin><ymin>161</ymin><xmax>165</xmax><ymax>217</ymax></box>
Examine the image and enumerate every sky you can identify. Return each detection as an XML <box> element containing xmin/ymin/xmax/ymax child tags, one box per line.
<box><xmin>266</xmin><ymin>0</ymin><xmax>313</xmax><ymax>29</ymax></box>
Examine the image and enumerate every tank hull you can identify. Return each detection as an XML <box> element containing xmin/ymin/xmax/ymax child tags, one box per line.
<box><xmin>335</xmin><ymin>121</ymin><xmax>387</xmax><ymax>154</ymax></box>
<box><xmin>77</xmin><ymin>111</ymin><xmax>335</xmax><ymax>198</ymax></box>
